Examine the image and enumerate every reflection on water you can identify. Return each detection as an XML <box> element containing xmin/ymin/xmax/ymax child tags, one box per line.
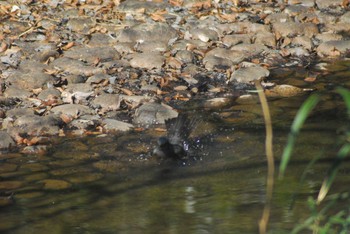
<box><xmin>1</xmin><ymin>63</ymin><xmax>350</xmax><ymax>233</ymax></box>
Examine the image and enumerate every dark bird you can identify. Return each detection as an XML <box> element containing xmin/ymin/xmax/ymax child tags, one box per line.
<box><xmin>153</xmin><ymin>113</ymin><xmax>200</xmax><ymax>162</ymax></box>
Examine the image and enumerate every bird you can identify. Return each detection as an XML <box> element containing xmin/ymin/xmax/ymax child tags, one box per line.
<box><xmin>152</xmin><ymin>113</ymin><xmax>200</xmax><ymax>163</ymax></box>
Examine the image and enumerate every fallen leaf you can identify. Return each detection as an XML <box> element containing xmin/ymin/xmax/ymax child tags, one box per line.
<box><xmin>120</xmin><ymin>88</ymin><xmax>133</xmax><ymax>96</ymax></box>
<box><xmin>62</xmin><ymin>41</ymin><xmax>74</xmax><ymax>50</ymax></box>
<box><xmin>304</xmin><ymin>76</ymin><xmax>317</xmax><ymax>82</ymax></box>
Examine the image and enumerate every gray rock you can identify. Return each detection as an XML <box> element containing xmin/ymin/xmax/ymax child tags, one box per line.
<box><xmin>51</xmin><ymin>104</ymin><xmax>95</xmax><ymax>116</ymax></box>
<box><xmin>117</xmin><ymin>22</ymin><xmax>177</xmax><ymax>44</ymax></box>
<box><xmin>37</xmin><ymin>88</ymin><xmax>61</xmax><ymax>101</ymax></box>
<box><xmin>92</xmin><ymin>94</ymin><xmax>121</xmax><ymax>111</ymax></box>
<box><xmin>4</xmin><ymin>86</ymin><xmax>32</xmax><ymax>98</ymax></box>
<box><xmin>264</xmin><ymin>13</ymin><xmax>292</xmax><ymax>25</ymax></box>
<box><xmin>189</xmin><ymin>28</ymin><xmax>219</xmax><ymax>42</ymax></box>
<box><xmin>315</xmin><ymin>0</ymin><xmax>343</xmax><ymax>9</ymax></box>
<box><xmin>137</xmin><ymin>41</ymin><xmax>168</xmax><ymax>52</ymax></box>
<box><xmin>118</xmin><ymin>0</ymin><xmax>169</xmax><ymax>13</ymax></box>
<box><xmin>291</xmin><ymin>36</ymin><xmax>313</xmax><ymax>50</ymax></box>
<box><xmin>273</xmin><ymin>22</ymin><xmax>319</xmax><ymax>38</ymax></box>
<box><xmin>222</xmin><ymin>34</ymin><xmax>252</xmax><ymax>47</ymax></box>
<box><xmin>129</xmin><ymin>52</ymin><xmax>164</xmax><ymax>69</ymax></box>
<box><xmin>231</xmin><ymin>43</ymin><xmax>269</xmax><ymax>57</ymax></box>
<box><xmin>315</xmin><ymin>33</ymin><xmax>343</xmax><ymax>43</ymax></box>
<box><xmin>204</xmin><ymin>48</ymin><xmax>245</xmax><ymax>67</ymax></box>
<box><xmin>6</xmin><ymin>108</ymin><xmax>34</xmax><ymax>118</ymax></box>
<box><xmin>0</xmin><ymin>131</ymin><xmax>15</xmax><ymax>149</ymax></box>
<box><xmin>254</xmin><ymin>32</ymin><xmax>276</xmax><ymax>48</ymax></box>
<box><xmin>66</xmin><ymin>17</ymin><xmax>96</xmax><ymax>32</ymax></box>
<box><xmin>120</xmin><ymin>95</ymin><xmax>155</xmax><ymax>106</ymax></box>
<box><xmin>6</xmin><ymin>70</ymin><xmax>54</xmax><ymax>90</ymax></box>
<box><xmin>64</xmin><ymin>74</ymin><xmax>86</xmax><ymax>84</ymax></box>
<box><xmin>51</xmin><ymin>57</ymin><xmax>103</xmax><ymax>76</ymax></box>
<box><xmin>339</xmin><ymin>11</ymin><xmax>350</xmax><ymax>24</ymax></box>
<box><xmin>175</xmin><ymin>50</ymin><xmax>194</xmax><ymax>63</ymax></box>
<box><xmin>88</xmin><ymin>33</ymin><xmax>117</xmax><ymax>47</ymax></box>
<box><xmin>102</xmin><ymin>118</ymin><xmax>134</xmax><ymax>132</ymax></box>
<box><xmin>134</xmin><ymin>102</ymin><xmax>178</xmax><ymax>125</ymax></box>
<box><xmin>317</xmin><ymin>40</ymin><xmax>350</xmax><ymax>57</ymax></box>
<box><xmin>12</xmin><ymin>114</ymin><xmax>61</xmax><ymax>136</ymax></box>
<box><xmin>230</xmin><ymin>65</ymin><xmax>270</xmax><ymax>83</ymax></box>
<box><xmin>86</xmin><ymin>73</ymin><xmax>111</xmax><ymax>84</ymax></box>
<box><xmin>64</xmin><ymin>46</ymin><xmax>120</xmax><ymax>64</ymax></box>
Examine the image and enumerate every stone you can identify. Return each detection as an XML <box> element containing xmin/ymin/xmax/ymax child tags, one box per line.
<box><xmin>189</xmin><ymin>28</ymin><xmax>219</xmax><ymax>42</ymax></box>
<box><xmin>315</xmin><ymin>0</ymin><xmax>343</xmax><ymax>9</ymax></box>
<box><xmin>230</xmin><ymin>65</ymin><xmax>270</xmax><ymax>83</ymax></box>
<box><xmin>118</xmin><ymin>0</ymin><xmax>169</xmax><ymax>13</ymax></box>
<box><xmin>102</xmin><ymin>118</ymin><xmax>134</xmax><ymax>132</ymax></box>
<box><xmin>117</xmin><ymin>22</ymin><xmax>177</xmax><ymax>44</ymax></box>
<box><xmin>0</xmin><ymin>131</ymin><xmax>15</xmax><ymax>149</ymax></box>
<box><xmin>92</xmin><ymin>94</ymin><xmax>121</xmax><ymax>111</ymax></box>
<box><xmin>129</xmin><ymin>52</ymin><xmax>164</xmax><ymax>69</ymax></box>
<box><xmin>3</xmin><ymin>86</ymin><xmax>31</xmax><ymax>98</ymax></box>
<box><xmin>273</xmin><ymin>22</ymin><xmax>319</xmax><ymax>38</ymax></box>
<box><xmin>6</xmin><ymin>70</ymin><xmax>54</xmax><ymax>90</ymax></box>
<box><xmin>64</xmin><ymin>46</ymin><xmax>120</xmax><ymax>64</ymax></box>
<box><xmin>317</xmin><ymin>40</ymin><xmax>350</xmax><ymax>57</ymax></box>
<box><xmin>12</xmin><ymin>114</ymin><xmax>61</xmax><ymax>136</ymax></box>
<box><xmin>51</xmin><ymin>104</ymin><xmax>95</xmax><ymax>116</ymax></box>
<box><xmin>134</xmin><ymin>102</ymin><xmax>178</xmax><ymax>125</ymax></box>
<box><xmin>51</xmin><ymin>57</ymin><xmax>103</xmax><ymax>76</ymax></box>
<box><xmin>37</xmin><ymin>88</ymin><xmax>61</xmax><ymax>101</ymax></box>
<box><xmin>222</xmin><ymin>34</ymin><xmax>252</xmax><ymax>47</ymax></box>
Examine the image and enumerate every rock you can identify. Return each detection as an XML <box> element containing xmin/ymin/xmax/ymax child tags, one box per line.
<box><xmin>37</xmin><ymin>88</ymin><xmax>61</xmax><ymax>101</ymax></box>
<box><xmin>204</xmin><ymin>98</ymin><xmax>233</xmax><ymax>109</ymax></box>
<box><xmin>51</xmin><ymin>104</ymin><xmax>95</xmax><ymax>116</ymax></box>
<box><xmin>315</xmin><ymin>0</ymin><xmax>343</xmax><ymax>9</ymax></box>
<box><xmin>6</xmin><ymin>108</ymin><xmax>34</xmax><ymax>118</ymax></box>
<box><xmin>317</xmin><ymin>40</ymin><xmax>350</xmax><ymax>57</ymax></box>
<box><xmin>189</xmin><ymin>27</ymin><xmax>219</xmax><ymax>42</ymax></box>
<box><xmin>230</xmin><ymin>65</ymin><xmax>270</xmax><ymax>83</ymax></box>
<box><xmin>12</xmin><ymin>114</ymin><xmax>61</xmax><ymax>136</ymax></box>
<box><xmin>273</xmin><ymin>22</ymin><xmax>319</xmax><ymax>38</ymax></box>
<box><xmin>254</xmin><ymin>32</ymin><xmax>276</xmax><ymax>48</ymax></box>
<box><xmin>6</xmin><ymin>70</ymin><xmax>53</xmax><ymax>90</ymax></box>
<box><xmin>3</xmin><ymin>86</ymin><xmax>32</xmax><ymax>98</ymax></box>
<box><xmin>129</xmin><ymin>52</ymin><xmax>164</xmax><ymax>69</ymax></box>
<box><xmin>118</xmin><ymin>0</ymin><xmax>169</xmax><ymax>13</ymax></box>
<box><xmin>175</xmin><ymin>50</ymin><xmax>194</xmax><ymax>63</ymax></box>
<box><xmin>0</xmin><ymin>131</ymin><xmax>15</xmax><ymax>149</ymax></box>
<box><xmin>117</xmin><ymin>22</ymin><xmax>177</xmax><ymax>44</ymax></box>
<box><xmin>134</xmin><ymin>102</ymin><xmax>178</xmax><ymax>125</ymax></box>
<box><xmin>66</xmin><ymin>17</ymin><xmax>95</xmax><ymax>32</ymax></box>
<box><xmin>137</xmin><ymin>41</ymin><xmax>168</xmax><ymax>52</ymax></box>
<box><xmin>64</xmin><ymin>46</ymin><xmax>120</xmax><ymax>64</ymax></box>
<box><xmin>203</xmin><ymin>48</ymin><xmax>245</xmax><ymax>70</ymax></box>
<box><xmin>92</xmin><ymin>94</ymin><xmax>121</xmax><ymax>111</ymax></box>
<box><xmin>39</xmin><ymin>179</ymin><xmax>72</xmax><ymax>190</ymax></box>
<box><xmin>21</xmin><ymin>145</ymin><xmax>50</xmax><ymax>155</ymax></box>
<box><xmin>222</xmin><ymin>34</ymin><xmax>252</xmax><ymax>47</ymax></box>
<box><xmin>102</xmin><ymin>118</ymin><xmax>134</xmax><ymax>132</ymax></box>
<box><xmin>51</xmin><ymin>57</ymin><xmax>103</xmax><ymax>76</ymax></box>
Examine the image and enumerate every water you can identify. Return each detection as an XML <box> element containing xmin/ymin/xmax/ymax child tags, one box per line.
<box><xmin>1</xmin><ymin>62</ymin><xmax>350</xmax><ymax>233</ymax></box>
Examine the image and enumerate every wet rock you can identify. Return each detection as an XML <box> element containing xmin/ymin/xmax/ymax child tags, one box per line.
<box><xmin>0</xmin><ymin>131</ymin><xmax>15</xmax><ymax>150</ymax></box>
<box><xmin>102</xmin><ymin>118</ymin><xmax>134</xmax><ymax>132</ymax></box>
<box><xmin>68</xmin><ymin>118</ymin><xmax>99</xmax><ymax>131</ymax></box>
<box><xmin>12</xmin><ymin>114</ymin><xmax>61</xmax><ymax>136</ymax></box>
<box><xmin>129</xmin><ymin>52</ymin><xmax>164</xmax><ymax>69</ymax></box>
<box><xmin>91</xmin><ymin>93</ymin><xmax>121</xmax><ymax>111</ymax></box>
<box><xmin>134</xmin><ymin>102</ymin><xmax>178</xmax><ymax>125</ymax></box>
<box><xmin>64</xmin><ymin>46</ymin><xmax>120</xmax><ymax>64</ymax></box>
<box><xmin>21</xmin><ymin>145</ymin><xmax>50</xmax><ymax>155</ymax></box>
<box><xmin>317</xmin><ymin>40</ymin><xmax>350</xmax><ymax>57</ymax></box>
<box><xmin>230</xmin><ymin>65</ymin><xmax>270</xmax><ymax>83</ymax></box>
<box><xmin>204</xmin><ymin>98</ymin><xmax>233</xmax><ymax>109</ymax></box>
<box><xmin>38</xmin><ymin>179</ymin><xmax>72</xmax><ymax>190</ymax></box>
<box><xmin>51</xmin><ymin>104</ymin><xmax>95</xmax><ymax>116</ymax></box>
<box><xmin>0</xmin><ymin>181</ymin><xmax>23</xmax><ymax>190</ymax></box>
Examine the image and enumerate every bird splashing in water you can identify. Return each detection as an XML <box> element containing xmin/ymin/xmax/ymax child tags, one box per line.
<box><xmin>152</xmin><ymin>113</ymin><xmax>201</xmax><ymax>164</ymax></box>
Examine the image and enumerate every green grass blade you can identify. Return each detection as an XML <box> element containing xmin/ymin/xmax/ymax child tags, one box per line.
<box><xmin>317</xmin><ymin>143</ymin><xmax>350</xmax><ymax>204</ymax></box>
<box><xmin>336</xmin><ymin>87</ymin><xmax>350</xmax><ymax>117</ymax></box>
<box><xmin>279</xmin><ymin>94</ymin><xmax>320</xmax><ymax>178</ymax></box>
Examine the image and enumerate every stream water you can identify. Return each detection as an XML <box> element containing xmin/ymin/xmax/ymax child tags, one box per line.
<box><xmin>1</xmin><ymin>61</ymin><xmax>350</xmax><ymax>233</ymax></box>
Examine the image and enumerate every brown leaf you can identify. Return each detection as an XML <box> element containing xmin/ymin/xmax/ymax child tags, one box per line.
<box><xmin>304</xmin><ymin>76</ymin><xmax>317</xmax><ymax>83</ymax></box>
<box><xmin>60</xmin><ymin>113</ymin><xmax>74</xmax><ymax>124</ymax></box>
<box><xmin>120</xmin><ymin>88</ymin><xmax>133</xmax><ymax>96</ymax></box>
<box><xmin>62</xmin><ymin>41</ymin><xmax>74</xmax><ymax>50</ymax></box>
<box><xmin>0</xmin><ymin>42</ymin><xmax>8</xmax><ymax>53</ymax></box>
<box><xmin>169</xmin><ymin>0</ymin><xmax>183</xmax><ymax>7</ymax></box>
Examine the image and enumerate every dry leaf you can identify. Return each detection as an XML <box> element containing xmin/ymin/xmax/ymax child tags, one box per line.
<box><xmin>120</xmin><ymin>88</ymin><xmax>133</xmax><ymax>96</ymax></box>
<box><xmin>304</xmin><ymin>76</ymin><xmax>317</xmax><ymax>82</ymax></box>
<box><xmin>0</xmin><ymin>42</ymin><xmax>8</xmax><ymax>53</ymax></box>
<box><xmin>169</xmin><ymin>0</ymin><xmax>183</xmax><ymax>6</ymax></box>
<box><xmin>62</xmin><ymin>41</ymin><xmax>74</xmax><ymax>50</ymax></box>
<box><xmin>60</xmin><ymin>113</ymin><xmax>74</xmax><ymax>124</ymax></box>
